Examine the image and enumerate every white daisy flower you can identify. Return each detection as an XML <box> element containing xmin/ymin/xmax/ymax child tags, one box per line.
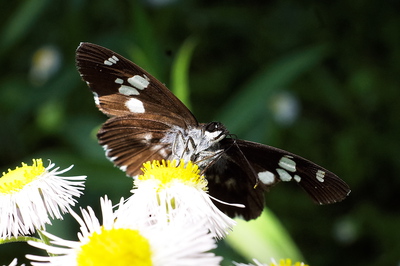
<box><xmin>27</xmin><ymin>196</ymin><xmax>222</xmax><ymax>266</ymax></box>
<box><xmin>119</xmin><ymin>159</ymin><xmax>237</xmax><ymax>239</ymax></box>
<box><xmin>0</xmin><ymin>159</ymin><xmax>86</xmax><ymax>239</ymax></box>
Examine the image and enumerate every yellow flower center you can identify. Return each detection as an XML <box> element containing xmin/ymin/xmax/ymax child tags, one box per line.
<box><xmin>271</xmin><ymin>259</ymin><xmax>309</xmax><ymax>266</ymax></box>
<box><xmin>138</xmin><ymin>159</ymin><xmax>208</xmax><ymax>191</ymax></box>
<box><xmin>0</xmin><ymin>159</ymin><xmax>46</xmax><ymax>194</ymax></box>
<box><xmin>77</xmin><ymin>227</ymin><xmax>152</xmax><ymax>266</ymax></box>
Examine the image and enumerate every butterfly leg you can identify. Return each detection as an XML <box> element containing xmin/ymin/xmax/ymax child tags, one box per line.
<box><xmin>169</xmin><ymin>131</ymin><xmax>197</xmax><ymax>163</ymax></box>
<box><xmin>192</xmin><ymin>149</ymin><xmax>225</xmax><ymax>174</ymax></box>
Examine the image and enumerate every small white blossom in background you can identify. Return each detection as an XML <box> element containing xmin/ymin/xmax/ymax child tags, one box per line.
<box><xmin>269</xmin><ymin>91</ymin><xmax>300</xmax><ymax>127</ymax></box>
<box><xmin>29</xmin><ymin>45</ymin><xmax>61</xmax><ymax>85</ymax></box>
<box><xmin>27</xmin><ymin>196</ymin><xmax>222</xmax><ymax>266</ymax></box>
<box><xmin>0</xmin><ymin>159</ymin><xmax>86</xmax><ymax>239</ymax></box>
<box><xmin>119</xmin><ymin>159</ymin><xmax>237</xmax><ymax>239</ymax></box>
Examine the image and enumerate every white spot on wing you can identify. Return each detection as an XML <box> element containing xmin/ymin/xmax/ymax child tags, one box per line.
<box><xmin>278</xmin><ymin>156</ymin><xmax>296</xmax><ymax>172</ymax></box>
<box><xmin>104</xmin><ymin>55</ymin><xmax>119</xmax><ymax>66</ymax></box>
<box><xmin>115</xmin><ymin>78</ymin><xmax>124</xmax><ymax>84</ymax></box>
<box><xmin>103</xmin><ymin>146</ymin><xmax>117</xmax><ymax>161</ymax></box>
<box><xmin>125</xmin><ymin>98</ymin><xmax>145</xmax><ymax>113</ymax></box>
<box><xmin>128</xmin><ymin>75</ymin><xmax>150</xmax><ymax>90</ymax></box>
<box><xmin>102</xmin><ymin>145</ymin><xmax>110</xmax><ymax>155</ymax></box>
<box><xmin>316</xmin><ymin>170</ymin><xmax>325</xmax><ymax>182</ymax></box>
<box><xmin>258</xmin><ymin>171</ymin><xmax>275</xmax><ymax>185</ymax></box>
<box><xmin>118</xmin><ymin>85</ymin><xmax>139</xmax><ymax>96</ymax></box>
<box><xmin>276</xmin><ymin>168</ymin><xmax>292</xmax><ymax>182</ymax></box>
<box><xmin>142</xmin><ymin>133</ymin><xmax>153</xmax><ymax>143</ymax></box>
<box><xmin>93</xmin><ymin>92</ymin><xmax>100</xmax><ymax>105</ymax></box>
<box><xmin>158</xmin><ymin>148</ymin><xmax>169</xmax><ymax>158</ymax></box>
<box><xmin>294</xmin><ymin>175</ymin><xmax>301</xmax><ymax>182</ymax></box>
<box><xmin>119</xmin><ymin>165</ymin><xmax>127</xmax><ymax>172</ymax></box>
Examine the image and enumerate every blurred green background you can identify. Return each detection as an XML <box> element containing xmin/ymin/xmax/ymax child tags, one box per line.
<box><xmin>1</xmin><ymin>0</ymin><xmax>400</xmax><ymax>265</ymax></box>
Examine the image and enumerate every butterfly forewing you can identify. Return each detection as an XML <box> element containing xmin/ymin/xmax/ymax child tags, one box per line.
<box><xmin>76</xmin><ymin>42</ymin><xmax>197</xmax><ymax>126</ymax></box>
<box><xmin>223</xmin><ymin>139</ymin><xmax>350</xmax><ymax>205</ymax></box>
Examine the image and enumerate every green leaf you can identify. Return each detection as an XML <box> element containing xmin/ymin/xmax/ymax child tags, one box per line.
<box><xmin>225</xmin><ymin>208</ymin><xmax>304</xmax><ymax>263</ymax></box>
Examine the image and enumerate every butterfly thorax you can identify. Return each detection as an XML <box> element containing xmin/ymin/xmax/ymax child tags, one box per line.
<box><xmin>160</xmin><ymin>122</ymin><xmax>229</xmax><ymax>169</ymax></box>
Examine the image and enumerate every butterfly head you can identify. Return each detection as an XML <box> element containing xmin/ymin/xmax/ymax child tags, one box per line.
<box><xmin>202</xmin><ymin>122</ymin><xmax>229</xmax><ymax>143</ymax></box>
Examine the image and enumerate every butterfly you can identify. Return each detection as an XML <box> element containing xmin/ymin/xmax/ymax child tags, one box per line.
<box><xmin>76</xmin><ymin>42</ymin><xmax>350</xmax><ymax>220</ymax></box>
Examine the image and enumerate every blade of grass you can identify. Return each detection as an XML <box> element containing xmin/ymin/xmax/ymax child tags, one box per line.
<box><xmin>171</xmin><ymin>36</ymin><xmax>198</xmax><ymax>109</ymax></box>
<box><xmin>129</xmin><ymin>2</ymin><xmax>161</xmax><ymax>78</ymax></box>
<box><xmin>216</xmin><ymin>44</ymin><xmax>330</xmax><ymax>136</ymax></box>
<box><xmin>0</xmin><ymin>0</ymin><xmax>48</xmax><ymax>57</ymax></box>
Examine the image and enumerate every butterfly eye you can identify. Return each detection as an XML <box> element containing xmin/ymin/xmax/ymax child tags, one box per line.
<box><xmin>205</xmin><ymin>122</ymin><xmax>225</xmax><ymax>133</ymax></box>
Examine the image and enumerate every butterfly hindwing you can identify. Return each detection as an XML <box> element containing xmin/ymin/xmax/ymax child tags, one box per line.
<box><xmin>98</xmin><ymin>115</ymin><xmax>176</xmax><ymax>176</ymax></box>
<box><xmin>205</xmin><ymin>143</ymin><xmax>267</xmax><ymax>220</ymax></box>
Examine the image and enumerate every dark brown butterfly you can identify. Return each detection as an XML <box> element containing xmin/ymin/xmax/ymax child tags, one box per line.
<box><xmin>76</xmin><ymin>42</ymin><xmax>350</xmax><ymax>220</ymax></box>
